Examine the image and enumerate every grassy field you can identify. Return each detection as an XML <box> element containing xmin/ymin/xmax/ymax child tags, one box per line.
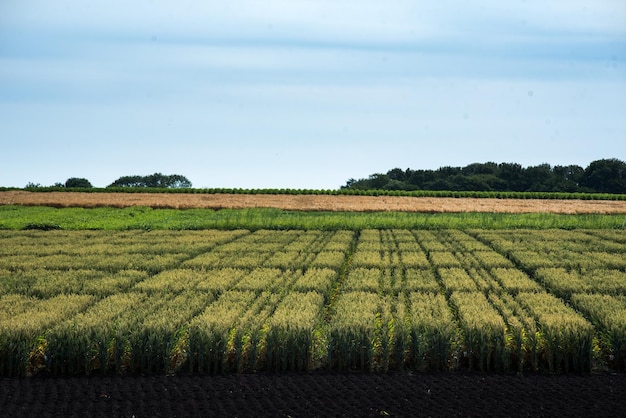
<box><xmin>1</xmin><ymin>224</ymin><xmax>625</xmax><ymax>376</ymax></box>
<box><xmin>2</xmin><ymin>205</ymin><xmax>626</xmax><ymax>231</ymax></box>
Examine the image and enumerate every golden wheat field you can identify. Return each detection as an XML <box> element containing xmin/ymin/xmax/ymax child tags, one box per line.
<box><xmin>2</xmin><ymin>191</ymin><xmax>626</xmax><ymax>213</ymax></box>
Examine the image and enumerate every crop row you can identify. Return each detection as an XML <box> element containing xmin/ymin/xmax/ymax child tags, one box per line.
<box><xmin>11</xmin><ymin>186</ymin><xmax>626</xmax><ymax>200</ymax></box>
<box><xmin>0</xmin><ymin>229</ymin><xmax>624</xmax><ymax>376</ymax></box>
<box><xmin>473</xmin><ymin>229</ymin><xmax>626</xmax><ymax>370</ymax></box>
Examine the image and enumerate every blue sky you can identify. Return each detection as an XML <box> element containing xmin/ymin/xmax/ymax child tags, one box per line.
<box><xmin>1</xmin><ymin>1</ymin><xmax>625</xmax><ymax>189</ymax></box>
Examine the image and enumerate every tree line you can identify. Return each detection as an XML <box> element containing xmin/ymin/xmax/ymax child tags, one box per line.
<box><xmin>27</xmin><ymin>173</ymin><xmax>192</xmax><ymax>189</ymax></box>
<box><xmin>343</xmin><ymin>159</ymin><xmax>626</xmax><ymax>194</ymax></box>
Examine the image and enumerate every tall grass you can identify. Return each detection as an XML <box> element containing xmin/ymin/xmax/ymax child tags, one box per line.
<box><xmin>1</xmin><ymin>205</ymin><xmax>624</xmax><ymax>231</ymax></box>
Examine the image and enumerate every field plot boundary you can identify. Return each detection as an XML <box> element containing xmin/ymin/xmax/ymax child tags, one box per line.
<box><xmin>3</xmin><ymin>191</ymin><xmax>626</xmax><ymax>214</ymax></box>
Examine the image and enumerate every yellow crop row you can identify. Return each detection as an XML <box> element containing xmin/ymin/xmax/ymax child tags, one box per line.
<box><xmin>449</xmin><ymin>291</ymin><xmax>507</xmax><ymax>371</ymax></box>
<box><xmin>516</xmin><ymin>292</ymin><xmax>594</xmax><ymax>372</ymax></box>
<box><xmin>570</xmin><ymin>293</ymin><xmax>626</xmax><ymax>370</ymax></box>
<box><xmin>1</xmin><ymin>228</ymin><xmax>624</xmax><ymax>375</ymax></box>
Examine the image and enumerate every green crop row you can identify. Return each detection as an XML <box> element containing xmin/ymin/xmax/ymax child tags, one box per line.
<box><xmin>6</xmin><ymin>186</ymin><xmax>626</xmax><ymax>201</ymax></box>
<box><xmin>2</xmin><ymin>205</ymin><xmax>625</xmax><ymax>231</ymax></box>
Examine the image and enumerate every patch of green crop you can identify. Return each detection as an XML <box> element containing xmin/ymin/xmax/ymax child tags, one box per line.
<box><xmin>1</xmin><ymin>205</ymin><xmax>624</xmax><ymax>231</ymax></box>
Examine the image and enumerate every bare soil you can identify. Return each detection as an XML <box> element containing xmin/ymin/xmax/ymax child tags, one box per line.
<box><xmin>2</xmin><ymin>191</ymin><xmax>626</xmax><ymax>214</ymax></box>
<box><xmin>2</xmin><ymin>371</ymin><xmax>625</xmax><ymax>417</ymax></box>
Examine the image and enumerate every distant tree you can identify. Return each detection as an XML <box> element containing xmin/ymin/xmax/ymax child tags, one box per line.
<box><xmin>427</xmin><ymin>178</ymin><xmax>454</xmax><ymax>191</ymax></box>
<box><xmin>407</xmin><ymin>169</ymin><xmax>436</xmax><ymax>188</ymax></box>
<box><xmin>383</xmin><ymin>179</ymin><xmax>407</xmax><ymax>190</ymax></box>
<box><xmin>497</xmin><ymin>163</ymin><xmax>525</xmax><ymax>191</ymax></box>
<box><xmin>387</xmin><ymin>168</ymin><xmax>407</xmax><ymax>182</ymax></box>
<box><xmin>436</xmin><ymin>166</ymin><xmax>462</xmax><ymax>178</ymax></box>
<box><xmin>367</xmin><ymin>174</ymin><xmax>390</xmax><ymax>189</ymax></box>
<box><xmin>108</xmin><ymin>173</ymin><xmax>192</xmax><ymax>188</ymax></box>
<box><xmin>453</xmin><ymin>174</ymin><xmax>504</xmax><ymax>191</ymax></box>
<box><xmin>525</xmin><ymin>164</ymin><xmax>553</xmax><ymax>191</ymax></box>
<box><xmin>343</xmin><ymin>178</ymin><xmax>358</xmax><ymax>188</ymax></box>
<box><xmin>551</xmin><ymin>165</ymin><xmax>584</xmax><ymax>192</ymax></box>
<box><xmin>341</xmin><ymin>178</ymin><xmax>372</xmax><ymax>190</ymax></box>
<box><xmin>108</xmin><ymin>175</ymin><xmax>145</xmax><ymax>188</ymax></box>
<box><xmin>461</xmin><ymin>162</ymin><xmax>498</xmax><ymax>176</ymax></box>
<box><xmin>146</xmin><ymin>173</ymin><xmax>192</xmax><ymax>188</ymax></box>
<box><xmin>342</xmin><ymin>159</ymin><xmax>626</xmax><ymax>193</ymax></box>
<box><xmin>65</xmin><ymin>177</ymin><xmax>93</xmax><ymax>188</ymax></box>
<box><xmin>580</xmin><ymin>159</ymin><xmax>626</xmax><ymax>193</ymax></box>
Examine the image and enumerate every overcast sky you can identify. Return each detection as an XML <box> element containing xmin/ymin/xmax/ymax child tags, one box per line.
<box><xmin>1</xmin><ymin>1</ymin><xmax>625</xmax><ymax>189</ymax></box>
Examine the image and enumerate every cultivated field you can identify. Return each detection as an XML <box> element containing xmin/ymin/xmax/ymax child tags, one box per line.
<box><xmin>2</xmin><ymin>190</ymin><xmax>626</xmax><ymax>213</ymax></box>
<box><xmin>2</xmin><ymin>228</ymin><xmax>625</xmax><ymax>377</ymax></box>
<box><xmin>2</xmin><ymin>194</ymin><xmax>626</xmax><ymax>416</ymax></box>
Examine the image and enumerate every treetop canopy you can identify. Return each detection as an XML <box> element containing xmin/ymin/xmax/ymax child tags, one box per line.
<box><xmin>343</xmin><ymin>159</ymin><xmax>626</xmax><ymax>194</ymax></box>
<box><xmin>107</xmin><ymin>173</ymin><xmax>192</xmax><ymax>189</ymax></box>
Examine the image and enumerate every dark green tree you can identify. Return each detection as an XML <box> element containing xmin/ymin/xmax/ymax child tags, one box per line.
<box><xmin>497</xmin><ymin>163</ymin><xmax>525</xmax><ymax>191</ymax></box>
<box><xmin>342</xmin><ymin>159</ymin><xmax>625</xmax><ymax>193</ymax></box>
<box><xmin>367</xmin><ymin>174</ymin><xmax>390</xmax><ymax>189</ymax></box>
<box><xmin>162</xmin><ymin>174</ymin><xmax>192</xmax><ymax>188</ymax></box>
<box><xmin>580</xmin><ymin>159</ymin><xmax>626</xmax><ymax>193</ymax></box>
<box><xmin>407</xmin><ymin>170</ymin><xmax>436</xmax><ymax>188</ymax></box>
<box><xmin>387</xmin><ymin>168</ymin><xmax>407</xmax><ymax>182</ymax></box>
<box><xmin>461</xmin><ymin>162</ymin><xmax>498</xmax><ymax>176</ymax></box>
<box><xmin>524</xmin><ymin>164</ymin><xmax>553</xmax><ymax>191</ymax></box>
<box><xmin>108</xmin><ymin>175</ymin><xmax>145</xmax><ymax>188</ymax></box>
<box><xmin>108</xmin><ymin>173</ymin><xmax>192</xmax><ymax>188</ymax></box>
<box><xmin>551</xmin><ymin>165</ymin><xmax>584</xmax><ymax>192</ymax></box>
<box><xmin>65</xmin><ymin>178</ymin><xmax>93</xmax><ymax>188</ymax></box>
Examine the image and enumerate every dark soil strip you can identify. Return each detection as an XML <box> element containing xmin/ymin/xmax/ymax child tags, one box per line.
<box><xmin>2</xmin><ymin>372</ymin><xmax>625</xmax><ymax>417</ymax></box>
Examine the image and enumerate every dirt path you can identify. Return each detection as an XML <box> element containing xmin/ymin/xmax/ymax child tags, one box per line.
<box><xmin>2</xmin><ymin>191</ymin><xmax>626</xmax><ymax>214</ymax></box>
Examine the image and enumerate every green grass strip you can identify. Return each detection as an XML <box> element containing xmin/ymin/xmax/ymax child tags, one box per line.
<box><xmin>1</xmin><ymin>205</ymin><xmax>625</xmax><ymax>231</ymax></box>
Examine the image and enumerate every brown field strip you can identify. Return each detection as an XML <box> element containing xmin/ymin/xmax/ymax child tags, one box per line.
<box><xmin>2</xmin><ymin>191</ymin><xmax>626</xmax><ymax>214</ymax></box>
